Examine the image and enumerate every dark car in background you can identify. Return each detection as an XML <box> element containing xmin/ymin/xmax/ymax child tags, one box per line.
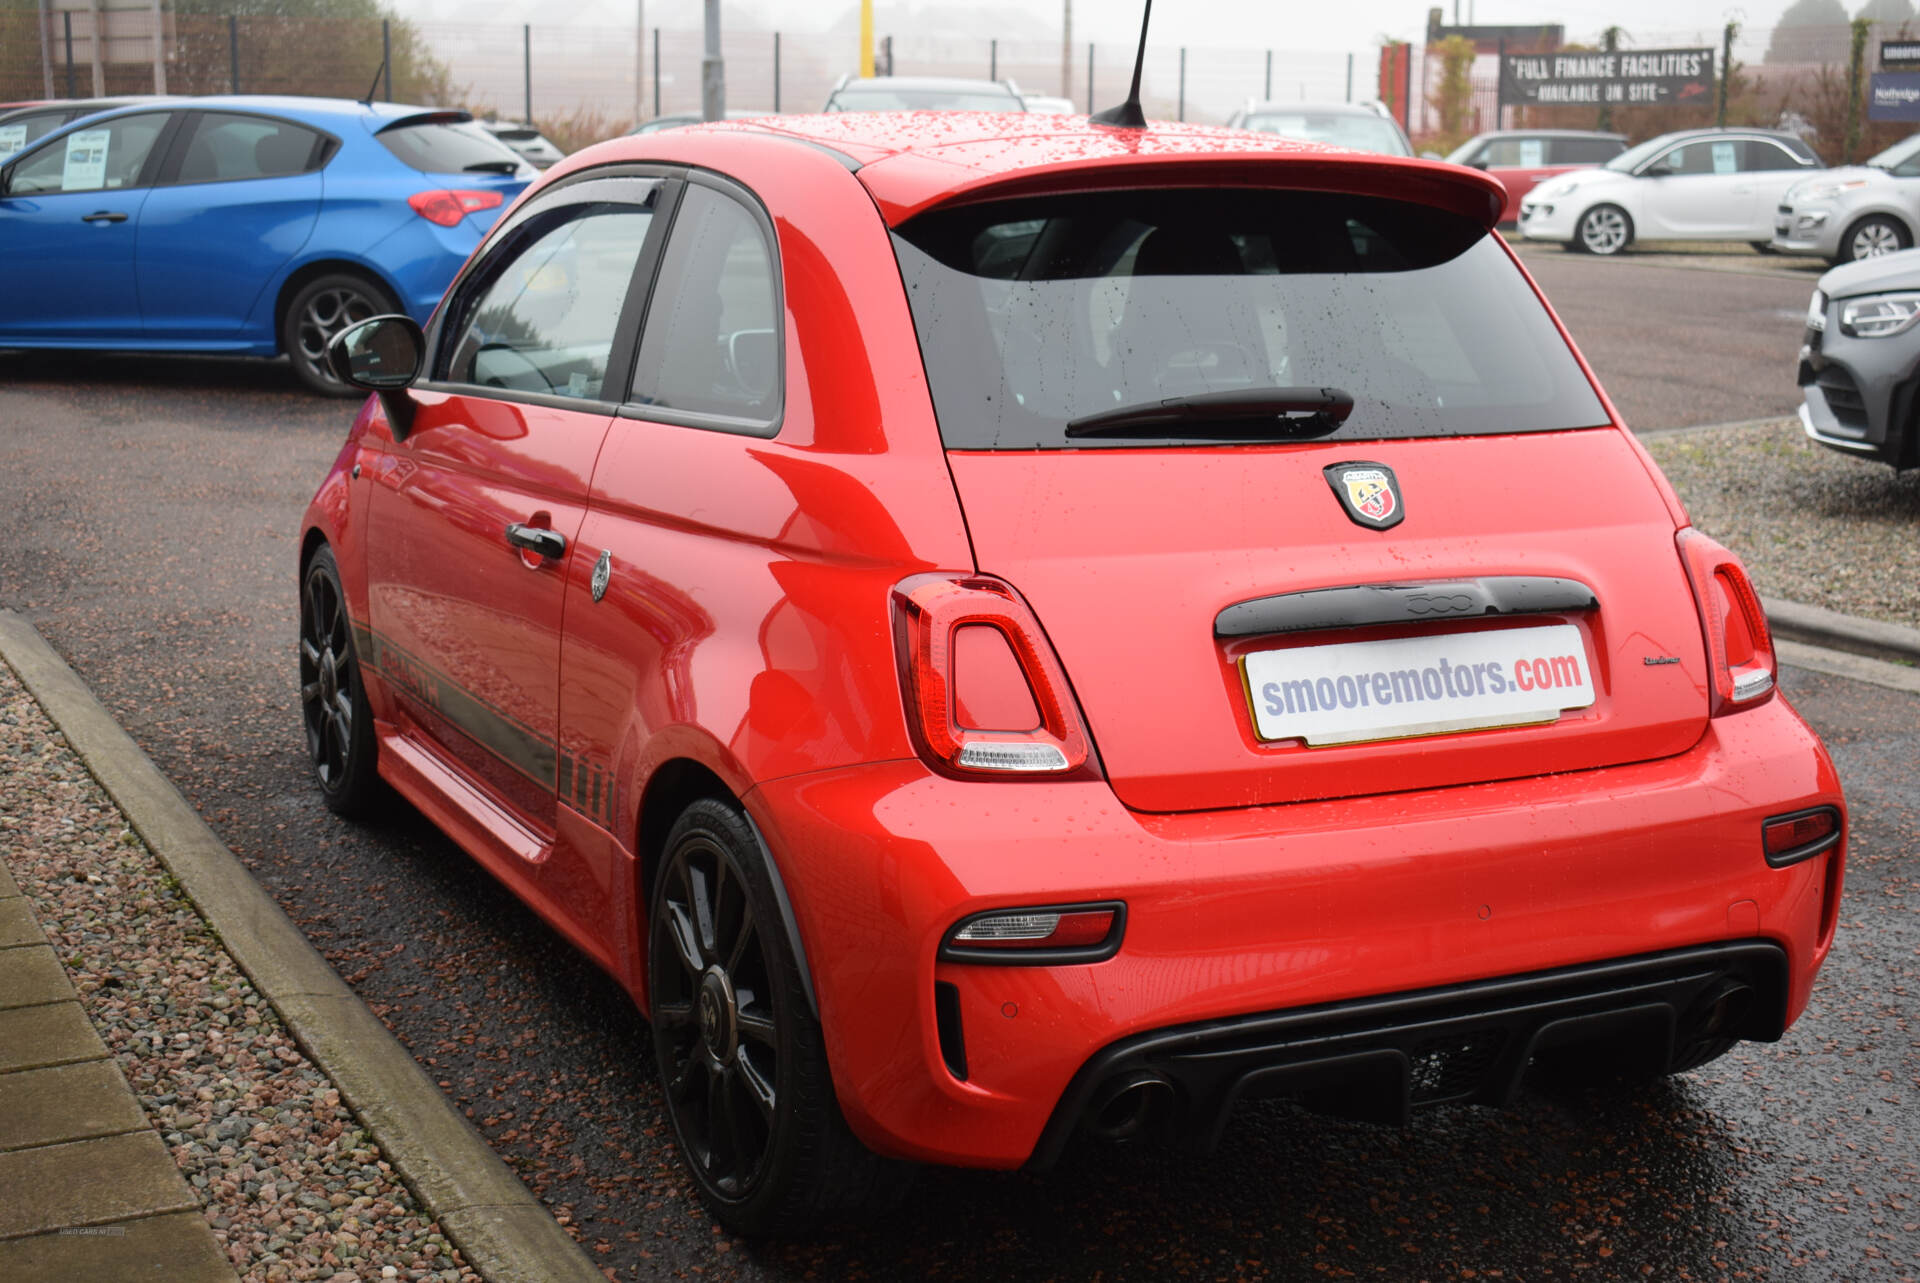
<box><xmin>631</xmin><ymin>109</ymin><xmax>769</xmax><ymax>134</ymax></box>
<box><xmin>0</xmin><ymin>95</ymin><xmax>533</xmax><ymax>393</ymax></box>
<box><xmin>1446</xmin><ymin>129</ymin><xmax>1626</xmax><ymax>224</ymax></box>
<box><xmin>1799</xmin><ymin>247</ymin><xmax>1920</xmax><ymax>468</ymax></box>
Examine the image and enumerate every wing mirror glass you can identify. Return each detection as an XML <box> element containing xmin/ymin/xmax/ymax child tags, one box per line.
<box><xmin>1642</xmin><ymin>162</ymin><xmax>1675</xmax><ymax>178</ymax></box>
<box><xmin>327</xmin><ymin>314</ymin><xmax>424</xmax><ymax>389</ymax></box>
<box><xmin>327</xmin><ymin>314</ymin><xmax>424</xmax><ymax>437</ymax></box>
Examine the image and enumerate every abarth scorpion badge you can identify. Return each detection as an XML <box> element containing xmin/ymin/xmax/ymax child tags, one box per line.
<box><xmin>591</xmin><ymin>549</ymin><xmax>612</xmax><ymax>602</ymax></box>
<box><xmin>1324</xmin><ymin>461</ymin><xmax>1404</xmax><ymax>530</ymax></box>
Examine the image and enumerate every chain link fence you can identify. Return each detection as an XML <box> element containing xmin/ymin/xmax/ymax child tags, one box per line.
<box><xmin>8</xmin><ymin>10</ymin><xmax>1919</xmax><ymax>164</ymax></box>
<box><xmin>0</xmin><ymin>10</ymin><xmax>1361</xmax><ymax>150</ymax></box>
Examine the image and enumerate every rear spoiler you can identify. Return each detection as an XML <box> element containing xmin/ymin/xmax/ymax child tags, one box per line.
<box><xmin>374</xmin><ymin>110</ymin><xmax>474</xmax><ymax>134</ymax></box>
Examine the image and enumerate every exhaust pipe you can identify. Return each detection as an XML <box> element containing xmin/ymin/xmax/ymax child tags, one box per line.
<box><xmin>1084</xmin><ymin>1070</ymin><xmax>1174</xmax><ymax>1142</ymax></box>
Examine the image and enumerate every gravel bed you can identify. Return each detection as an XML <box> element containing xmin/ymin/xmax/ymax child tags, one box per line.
<box><xmin>1644</xmin><ymin>418</ymin><xmax>1920</xmax><ymax>630</ymax></box>
<box><xmin>0</xmin><ymin>661</ymin><xmax>488</xmax><ymax>1283</ymax></box>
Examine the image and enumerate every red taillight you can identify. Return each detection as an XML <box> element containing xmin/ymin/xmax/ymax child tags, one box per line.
<box><xmin>1763</xmin><ymin>806</ymin><xmax>1840</xmax><ymax>867</ymax></box>
<box><xmin>1677</xmin><ymin>529</ymin><xmax>1775</xmax><ymax>715</ymax></box>
<box><xmin>940</xmin><ymin>902</ymin><xmax>1127</xmax><ymax>962</ymax></box>
<box><xmin>407</xmin><ymin>188</ymin><xmax>505</xmax><ymax>227</ymax></box>
<box><xmin>892</xmin><ymin>573</ymin><xmax>1093</xmax><ymax>778</ymax></box>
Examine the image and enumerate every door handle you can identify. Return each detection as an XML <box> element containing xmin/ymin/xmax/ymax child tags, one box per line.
<box><xmin>81</xmin><ymin>210</ymin><xmax>127</xmax><ymax>223</ymax></box>
<box><xmin>505</xmin><ymin>521</ymin><xmax>566</xmax><ymax>560</ymax></box>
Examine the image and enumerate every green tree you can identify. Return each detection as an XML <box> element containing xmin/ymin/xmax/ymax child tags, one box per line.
<box><xmin>1425</xmin><ymin>34</ymin><xmax>1478</xmax><ymax>152</ymax></box>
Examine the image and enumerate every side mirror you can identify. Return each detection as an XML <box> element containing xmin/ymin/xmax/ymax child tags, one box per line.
<box><xmin>1642</xmin><ymin>162</ymin><xmax>1675</xmax><ymax>178</ymax></box>
<box><xmin>327</xmin><ymin>314</ymin><xmax>424</xmax><ymax>438</ymax></box>
<box><xmin>1467</xmin><ymin>157</ymin><xmax>1490</xmax><ymax>170</ymax></box>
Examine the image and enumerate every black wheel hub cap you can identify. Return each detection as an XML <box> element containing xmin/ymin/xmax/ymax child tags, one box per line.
<box><xmin>697</xmin><ymin>966</ymin><xmax>738</xmax><ymax>1062</ymax></box>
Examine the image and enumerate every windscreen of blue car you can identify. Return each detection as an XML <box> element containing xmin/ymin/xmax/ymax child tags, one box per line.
<box><xmin>891</xmin><ymin>188</ymin><xmax>1611</xmax><ymax>449</ymax></box>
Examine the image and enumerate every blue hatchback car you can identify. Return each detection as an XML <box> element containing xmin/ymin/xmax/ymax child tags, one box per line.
<box><xmin>0</xmin><ymin>96</ymin><xmax>534</xmax><ymax>393</ymax></box>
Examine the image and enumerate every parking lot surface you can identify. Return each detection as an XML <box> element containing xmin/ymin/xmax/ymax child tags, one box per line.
<box><xmin>2</xmin><ymin>257</ymin><xmax>1916</xmax><ymax>1279</ymax></box>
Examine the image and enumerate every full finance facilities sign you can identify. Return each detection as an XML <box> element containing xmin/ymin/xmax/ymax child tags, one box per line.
<box><xmin>1498</xmin><ymin>48</ymin><xmax>1716</xmax><ymax>108</ymax></box>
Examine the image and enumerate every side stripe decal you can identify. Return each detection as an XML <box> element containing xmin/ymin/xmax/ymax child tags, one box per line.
<box><xmin>351</xmin><ymin>622</ymin><xmax>616</xmax><ymax>829</ymax></box>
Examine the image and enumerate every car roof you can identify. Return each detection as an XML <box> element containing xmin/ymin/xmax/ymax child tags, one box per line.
<box><xmin>78</xmin><ymin>94</ymin><xmax>473</xmax><ymax>128</ymax></box>
<box><xmin>1467</xmin><ymin>129</ymin><xmax>1626</xmax><ymax>140</ymax></box>
<box><xmin>834</xmin><ymin>76</ymin><xmax>1021</xmax><ymax>94</ymax></box>
<box><xmin>1240</xmin><ymin>101</ymin><xmax>1385</xmax><ymax>117</ymax></box>
<box><xmin>576</xmin><ymin>110</ymin><xmax>1504</xmax><ymax>228</ymax></box>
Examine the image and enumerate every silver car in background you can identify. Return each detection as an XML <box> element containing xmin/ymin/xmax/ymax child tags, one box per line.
<box><xmin>1774</xmin><ymin>132</ymin><xmax>1920</xmax><ymax>265</ymax></box>
<box><xmin>1798</xmin><ymin>247</ymin><xmax>1920</xmax><ymax>467</ymax></box>
<box><xmin>1223</xmin><ymin>100</ymin><xmax>1413</xmax><ymax>157</ymax></box>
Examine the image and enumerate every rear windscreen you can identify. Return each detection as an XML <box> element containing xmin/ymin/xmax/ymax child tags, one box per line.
<box><xmin>891</xmin><ymin>189</ymin><xmax>1610</xmax><ymax>449</ymax></box>
<box><xmin>377</xmin><ymin>120</ymin><xmax>530</xmax><ymax>175</ymax></box>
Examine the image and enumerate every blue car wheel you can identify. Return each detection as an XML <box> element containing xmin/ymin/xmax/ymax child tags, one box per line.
<box><xmin>282</xmin><ymin>272</ymin><xmax>399</xmax><ymax>396</ymax></box>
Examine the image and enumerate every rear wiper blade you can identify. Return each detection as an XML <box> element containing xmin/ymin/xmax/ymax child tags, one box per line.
<box><xmin>462</xmin><ymin>160</ymin><xmax>522</xmax><ymax>174</ymax></box>
<box><xmin>1064</xmin><ymin>386</ymin><xmax>1354</xmax><ymax>439</ymax></box>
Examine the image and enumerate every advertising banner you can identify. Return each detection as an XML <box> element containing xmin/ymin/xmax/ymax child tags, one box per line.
<box><xmin>1498</xmin><ymin>48</ymin><xmax>1715</xmax><ymax>108</ymax></box>
<box><xmin>1870</xmin><ymin>72</ymin><xmax>1920</xmax><ymax>122</ymax></box>
<box><xmin>1882</xmin><ymin>40</ymin><xmax>1920</xmax><ymax>67</ymax></box>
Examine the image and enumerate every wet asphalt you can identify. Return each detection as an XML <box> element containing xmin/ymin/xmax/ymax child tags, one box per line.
<box><xmin>0</xmin><ymin>259</ymin><xmax>1915</xmax><ymax>1281</ymax></box>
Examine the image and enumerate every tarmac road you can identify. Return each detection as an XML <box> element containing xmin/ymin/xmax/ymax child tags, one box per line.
<box><xmin>1516</xmin><ymin>243</ymin><xmax>1820</xmax><ymax>432</ymax></box>
<box><xmin>1</xmin><ymin>267</ymin><xmax>1915</xmax><ymax>1280</ymax></box>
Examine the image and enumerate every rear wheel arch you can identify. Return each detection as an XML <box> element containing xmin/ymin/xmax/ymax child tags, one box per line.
<box><xmin>274</xmin><ymin>258</ymin><xmax>405</xmax><ymax>343</ymax></box>
<box><xmin>634</xmin><ymin>759</ymin><xmax>822</xmax><ymax>1022</ymax></box>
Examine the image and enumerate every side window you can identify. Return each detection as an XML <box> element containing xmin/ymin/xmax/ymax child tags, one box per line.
<box><xmin>444</xmin><ymin>192</ymin><xmax>661</xmax><ymax>401</ymax></box>
<box><xmin>1741</xmin><ymin>140</ymin><xmax>1802</xmax><ymax>172</ymax></box>
<box><xmin>1655</xmin><ymin>143</ymin><xmax>1718</xmax><ymax>176</ymax></box>
<box><xmin>630</xmin><ymin>183</ymin><xmax>781</xmax><ymax>424</ymax></box>
<box><xmin>1553</xmin><ymin>136</ymin><xmax>1624</xmax><ymax>164</ymax></box>
<box><xmin>1480</xmin><ymin>138</ymin><xmax>1525</xmax><ymax>167</ymax></box>
<box><xmin>175</xmin><ymin>113</ymin><xmax>326</xmax><ymax>184</ymax></box>
<box><xmin>6</xmin><ymin>112</ymin><xmax>170</xmax><ymax>195</ymax></box>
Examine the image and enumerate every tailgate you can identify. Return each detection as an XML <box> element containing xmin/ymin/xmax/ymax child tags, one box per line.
<box><xmin>948</xmin><ymin>428</ymin><xmax>1709</xmax><ymax>813</ymax></box>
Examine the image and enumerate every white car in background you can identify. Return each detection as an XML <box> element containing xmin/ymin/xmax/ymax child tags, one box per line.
<box><xmin>1773</xmin><ymin>132</ymin><xmax>1920</xmax><ymax>264</ymax></box>
<box><xmin>1519</xmin><ymin>127</ymin><xmax>1822</xmax><ymax>255</ymax></box>
<box><xmin>1224</xmin><ymin>100</ymin><xmax>1414</xmax><ymax>157</ymax></box>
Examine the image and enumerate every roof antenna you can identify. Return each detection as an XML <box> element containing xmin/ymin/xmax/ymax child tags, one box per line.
<box><xmin>361</xmin><ymin>50</ymin><xmax>390</xmax><ymax>107</ymax></box>
<box><xmin>1090</xmin><ymin>0</ymin><xmax>1153</xmax><ymax>129</ymax></box>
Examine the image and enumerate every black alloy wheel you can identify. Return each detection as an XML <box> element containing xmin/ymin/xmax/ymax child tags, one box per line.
<box><xmin>648</xmin><ymin>798</ymin><xmax>908</xmax><ymax>1234</ymax></box>
<box><xmin>299</xmin><ymin>546</ymin><xmax>383</xmax><ymax>818</ymax></box>
<box><xmin>282</xmin><ymin>272</ymin><xmax>399</xmax><ymax>397</ymax></box>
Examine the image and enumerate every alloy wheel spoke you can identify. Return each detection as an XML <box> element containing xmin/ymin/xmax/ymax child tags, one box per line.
<box><xmin>300</xmin><ymin>636</ymin><xmax>322</xmax><ymax>668</ymax></box>
<box><xmin>704</xmin><ymin>1063</ymin><xmax>734</xmax><ymax>1173</ymax></box>
<box><xmin>736</xmin><ymin>1051</ymin><xmax>776</xmax><ymax>1122</ymax></box>
<box><xmin>300</xmin><ymin>679</ymin><xmax>322</xmax><ymax>705</ymax></box>
<box><xmin>663</xmin><ymin>900</ymin><xmax>706</xmax><ymax>978</ymax></box>
<box><xmin>725</xmin><ymin>914</ymin><xmax>756</xmax><ymax>975</ymax></box>
<box><xmin>736</xmin><ymin>999</ymin><xmax>776</xmax><ymax>1049</ymax></box>
<box><xmin>689</xmin><ymin>859</ymin><xmax>721</xmax><ymax>959</ymax></box>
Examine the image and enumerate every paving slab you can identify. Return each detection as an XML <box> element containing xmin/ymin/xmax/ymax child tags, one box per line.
<box><xmin>0</xmin><ymin>1131</ymin><xmax>199</xmax><ymax>1240</ymax></box>
<box><xmin>0</xmin><ymin>896</ymin><xmax>41</xmax><ymax>948</ymax></box>
<box><xmin>0</xmin><ymin>1001</ymin><xmax>107</xmax><ymax>1073</ymax></box>
<box><xmin>0</xmin><ymin>945</ymin><xmax>73</xmax><ymax>1010</ymax></box>
<box><xmin>0</xmin><ymin>1210</ymin><xmax>238</xmax><ymax>1283</ymax></box>
<box><xmin>0</xmin><ymin>1059</ymin><xmax>148</xmax><ymax>1150</ymax></box>
<box><xmin>0</xmin><ymin>859</ymin><xmax>18</xmax><ymax>898</ymax></box>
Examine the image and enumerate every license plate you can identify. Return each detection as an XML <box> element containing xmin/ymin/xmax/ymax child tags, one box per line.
<box><xmin>1241</xmin><ymin>624</ymin><xmax>1595</xmax><ymax>746</ymax></box>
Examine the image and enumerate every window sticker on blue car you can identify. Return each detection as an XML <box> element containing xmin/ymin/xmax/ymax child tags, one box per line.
<box><xmin>63</xmin><ymin>129</ymin><xmax>110</xmax><ymax>191</ymax></box>
<box><xmin>0</xmin><ymin>125</ymin><xmax>25</xmax><ymax>160</ymax></box>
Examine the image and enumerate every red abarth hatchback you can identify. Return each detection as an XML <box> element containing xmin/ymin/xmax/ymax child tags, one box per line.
<box><xmin>299</xmin><ymin>110</ymin><xmax>1847</xmax><ymax>1234</ymax></box>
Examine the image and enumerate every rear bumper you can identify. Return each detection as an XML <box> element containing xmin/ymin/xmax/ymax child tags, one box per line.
<box><xmin>1027</xmin><ymin>940</ymin><xmax>1786</xmax><ymax>1166</ymax></box>
<box><xmin>747</xmin><ymin>694</ymin><xmax>1843</xmax><ymax>1169</ymax></box>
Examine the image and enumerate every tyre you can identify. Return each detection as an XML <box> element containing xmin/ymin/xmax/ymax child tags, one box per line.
<box><xmin>281</xmin><ymin>272</ymin><xmax>400</xmax><ymax>397</ymax></box>
<box><xmin>649</xmin><ymin>798</ymin><xmax>909</xmax><ymax>1235</ymax></box>
<box><xmin>1750</xmin><ymin>241</ymin><xmax>1777</xmax><ymax>254</ymax></box>
<box><xmin>1576</xmin><ymin>204</ymin><xmax>1632</xmax><ymax>256</ymax></box>
<box><xmin>1838</xmin><ymin>214</ymin><xmax>1910</xmax><ymax>265</ymax></box>
<box><xmin>299</xmin><ymin>546</ymin><xmax>385</xmax><ymax>819</ymax></box>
